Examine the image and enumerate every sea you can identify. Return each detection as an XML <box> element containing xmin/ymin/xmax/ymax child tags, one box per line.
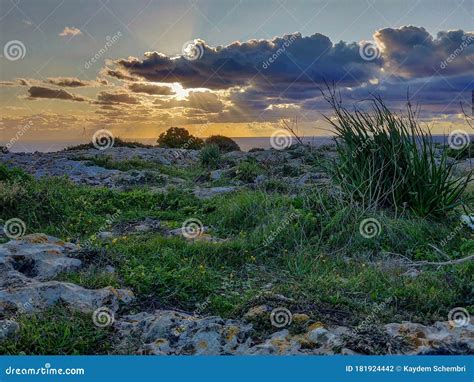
<box><xmin>2</xmin><ymin>135</ymin><xmax>470</xmax><ymax>153</ymax></box>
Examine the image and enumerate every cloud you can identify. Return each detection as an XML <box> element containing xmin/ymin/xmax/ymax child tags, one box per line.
<box><xmin>375</xmin><ymin>26</ymin><xmax>474</xmax><ymax>77</ymax></box>
<box><xmin>96</xmin><ymin>91</ymin><xmax>140</xmax><ymax>104</ymax></box>
<box><xmin>59</xmin><ymin>27</ymin><xmax>82</xmax><ymax>37</ymax></box>
<box><xmin>5</xmin><ymin>26</ymin><xmax>472</xmax><ymax>132</ymax></box>
<box><xmin>17</xmin><ymin>78</ymin><xmax>30</xmax><ymax>86</ymax></box>
<box><xmin>128</xmin><ymin>83</ymin><xmax>175</xmax><ymax>95</ymax></box>
<box><xmin>154</xmin><ymin>91</ymin><xmax>224</xmax><ymax>112</ymax></box>
<box><xmin>101</xmin><ymin>67</ymin><xmax>138</xmax><ymax>82</ymax></box>
<box><xmin>46</xmin><ymin>77</ymin><xmax>108</xmax><ymax>87</ymax></box>
<box><xmin>27</xmin><ymin>86</ymin><xmax>87</xmax><ymax>102</ymax></box>
<box><xmin>0</xmin><ymin>78</ymin><xmax>30</xmax><ymax>87</ymax></box>
<box><xmin>111</xmin><ymin>33</ymin><xmax>382</xmax><ymax>90</ymax></box>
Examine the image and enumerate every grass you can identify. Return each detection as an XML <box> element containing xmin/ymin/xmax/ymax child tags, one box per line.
<box><xmin>446</xmin><ymin>142</ymin><xmax>473</xmax><ymax>160</ymax></box>
<box><xmin>0</xmin><ymin>306</ymin><xmax>112</xmax><ymax>355</ymax></box>
<box><xmin>0</xmin><ymin>165</ymin><xmax>202</xmax><ymax>238</ymax></box>
<box><xmin>323</xmin><ymin>89</ymin><xmax>472</xmax><ymax>216</ymax></box>
<box><xmin>1</xmin><ymin>166</ymin><xmax>472</xmax><ymax>320</ymax></box>
<box><xmin>1</xmin><ymin>116</ymin><xmax>472</xmax><ymax>354</ymax></box>
<box><xmin>75</xmin><ymin>155</ymin><xmax>160</xmax><ymax>171</ymax></box>
<box><xmin>199</xmin><ymin>144</ymin><xmax>221</xmax><ymax>169</ymax></box>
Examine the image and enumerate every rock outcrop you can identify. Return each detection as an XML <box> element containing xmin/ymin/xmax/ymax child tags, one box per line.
<box><xmin>0</xmin><ymin>234</ymin><xmax>133</xmax><ymax>317</ymax></box>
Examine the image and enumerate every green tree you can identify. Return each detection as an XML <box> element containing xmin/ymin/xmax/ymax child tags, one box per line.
<box><xmin>157</xmin><ymin>127</ymin><xmax>204</xmax><ymax>149</ymax></box>
<box><xmin>205</xmin><ymin>135</ymin><xmax>240</xmax><ymax>152</ymax></box>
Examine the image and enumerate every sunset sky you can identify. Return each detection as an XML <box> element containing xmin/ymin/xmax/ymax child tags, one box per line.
<box><xmin>0</xmin><ymin>0</ymin><xmax>473</xmax><ymax>149</ymax></box>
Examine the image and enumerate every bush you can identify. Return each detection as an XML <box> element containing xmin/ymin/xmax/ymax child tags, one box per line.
<box><xmin>323</xmin><ymin>90</ymin><xmax>472</xmax><ymax>216</ymax></box>
<box><xmin>64</xmin><ymin>137</ymin><xmax>151</xmax><ymax>151</ymax></box>
<box><xmin>0</xmin><ymin>164</ymin><xmax>30</xmax><ymax>182</ymax></box>
<box><xmin>205</xmin><ymin>135</ymin><xmax>240</xmax><ymax>152</ymax></box>
<box><xmin>199</xmin><ymin>144</ymin><xmax>221</xmax><ymax>169</ymax></box>
<box><xmin>235</xmin><ymin>158</ymin><xmax>263</xmax><ymax>183</ymax></box>
<box><xmin>157</xmin><ymin>127</ymin><xmax>203</xmax><ymax>149</ymax></box>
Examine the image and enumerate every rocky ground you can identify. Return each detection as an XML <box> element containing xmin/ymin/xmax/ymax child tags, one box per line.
<box><xmin>0</xmin><ymin>234</ymin><xmax>471</xmax><ymax>355</ymax></box>
<box><xmin>0</xmin><ymin>145</ymin><xmax>330</xmax><ymax>195</ymax></box>
<box><xmin>0</xmin><ymin>145</ymin><xmax>472</xmax><ymax>355</ymax></box>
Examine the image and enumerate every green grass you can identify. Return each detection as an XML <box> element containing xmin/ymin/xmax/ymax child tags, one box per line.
<box><xmin>1</xmin><ymin>159</ymin><xmax>472</xmax><ymax>353</ymax></box>
<box><xmin>0</xmin><ymin>306</ymin><xmax>112</xmax><ymax>355</ymax></box>
<box><xmin>56</xmin><ymin>266</ymin><xmax>120</xmax><ymax>289</ymax></box>
<box><xmin>199</xmin><ymin>144</ymin><xmax>221</xmax><ymax>169</ymax></box>
<box><xmin>322</xmin><ymin>90</ymin><xmax>472</xmax><ymax>216</ymax></box>
<box><xmin>0</xmin><ymin>167</ymin><xmax>202</xmax><ymax>238</ymax></box>
<box><xmin>77</xmin><ymin>155</ymin><xmax>160</xmax><ymax>171</ymax></box>
<box><xmin>446</xmin><ymin>142</ymin><xmax>473</xmax><ymax>160</ymax></box>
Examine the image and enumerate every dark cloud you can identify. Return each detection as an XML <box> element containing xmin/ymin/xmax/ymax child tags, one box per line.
<box><xmin>111</xmin><ymin>33</ymin><xmax>382</xmax><ymax>90</ymax></box>
<box><xmin>27</xmin><ymin>86</ymin><xmax>87</xmax><ymax>102</ymax></box>
<box><xmin>96</xmin><ymin>91</ymin><xmax>140</xmax><ymax>104</ymax></box>
<box><xmin>375</xmin><ymin>26</ymin><xmax>474</xmax><ymax>78</ymax></box>
<box><xmin>46</xmin><ymin>77</ymin><xmax>89</xmax><ymax>87</ymax></box>
<box><xmin>46</xmin><ymin>77</ymin><xmax>109</xmax><ymax>87</ymax></box>
<box><xmin>128</xmin><ymin>83</ymin><xmax>175</xmax><ymax>95</ymax></box>
<box><xmin>101</xmin><ymin>67</ymin><xmax>139</xmax><ymax>82</ymax></box>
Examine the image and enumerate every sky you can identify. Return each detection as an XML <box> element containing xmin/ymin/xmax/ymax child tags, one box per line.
<box><xmin>0</xmin><ymin>0</ymin><xmax>473</xmax><ymax>148</ymax></box>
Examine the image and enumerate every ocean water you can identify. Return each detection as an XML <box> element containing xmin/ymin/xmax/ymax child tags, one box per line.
<box><xmin>2</xmin><ymin>135</ymin><xmax>468</xmax><ymax>153</ymax></box>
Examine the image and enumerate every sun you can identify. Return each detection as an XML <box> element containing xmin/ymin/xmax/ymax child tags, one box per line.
<box><xmin>169</xmin><ymin>83</ymin><xmax>189</xmax><ymax>100</ymax></box>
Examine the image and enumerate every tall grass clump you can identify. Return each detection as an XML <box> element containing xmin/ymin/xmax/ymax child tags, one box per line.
<box><xmin>199</xmin><ymin>144</ymin><xmax>221</xmax><ymax>169</ymax></box>
<box><xmin>323</xmin><ymin>88</ymin><xmax>472</xmax><ymax>216</ymax></box>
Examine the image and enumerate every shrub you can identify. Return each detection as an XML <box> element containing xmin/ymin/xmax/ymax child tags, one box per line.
<box><xmin>0</xmin><ymin>164</ymin><xmax>30</xmax><ymax>182</ymax></box>
<box><xmin>235</xmin><ymin>158</ymin><xmax>263</xmax><ymax>183</ymax></box>
<box><xmin>205</xmin><ymin>135</ymin><xmax>240</xmax><ymax>152</ymax></box>
<box><xmin>199</xmin><ymin>144</ymin><xmax>221</xmax><ymax>169</ymax></box>
<box><xmin>157</xmin><ymin>127</ymin><xmax>203</xmax><ymax>149</ymax></box>
<box><xmin>64</xmin><ymin>137</ymin><xmax>151</xmax><ymax>151</ymax></box>
<box><xmin>323</xmin><ymin>90</ymin><xmax>472</xmax><ymax>217</ymax></box>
